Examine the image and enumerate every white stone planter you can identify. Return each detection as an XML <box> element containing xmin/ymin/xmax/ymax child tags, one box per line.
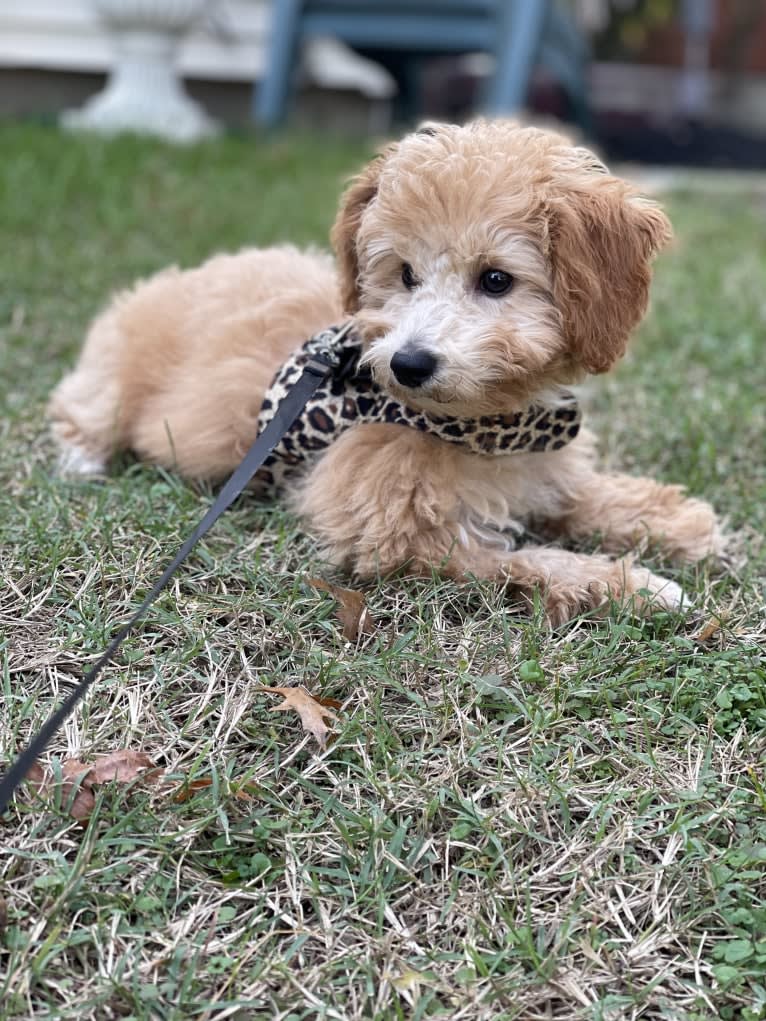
<box><xmin>61</xmin><ymin>0</ymin><xmax>220</xmax><ymax>143</ymax></box>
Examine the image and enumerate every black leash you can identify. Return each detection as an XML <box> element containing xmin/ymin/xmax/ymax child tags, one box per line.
<box><xmin>0</xmin><ymin>334</ymin><xmax>349</xmax><ymax>815</ymax></box>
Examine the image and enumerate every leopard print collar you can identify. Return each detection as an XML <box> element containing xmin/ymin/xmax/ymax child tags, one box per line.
<box><xmin>254</xmin><ymin>323</ymin><xmax>582</xmax><ymax>494</ymax></box>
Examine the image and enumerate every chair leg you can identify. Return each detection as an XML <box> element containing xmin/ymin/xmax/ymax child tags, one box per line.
<box><xmin>354</xmin><ymin>49</ymin><xmax>425</xmax><ymax>126</ymax></box>
<box><xmin>484</xmin><ymin>0</ymin><xmax>549</xmax><ymax>115</ymax></box>
<box><xmin>539</xmin><ymin>42</ymin><xmax>593</xmax><ymax>134</ymax></box>
<box><xmin>542</xmin><ymin>6</ymin><xmax>594</xmax><ymax>134</ymax></box>
<box><xmin>254</xmin><ymin>0</ymin><xmax>303</xmax><ymax>128</ymax></box>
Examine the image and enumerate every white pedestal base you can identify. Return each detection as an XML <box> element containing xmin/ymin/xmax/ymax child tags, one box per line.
<box><xmin>61</xmin><ymin>1</ymin><xmax>219</xmax><ymax>144</ymax></box>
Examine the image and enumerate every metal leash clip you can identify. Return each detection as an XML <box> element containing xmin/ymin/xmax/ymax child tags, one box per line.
<box><xmin>303</xmin><ymin>321</ymin><xmax>356</xmax><ymax>378</ymax></box>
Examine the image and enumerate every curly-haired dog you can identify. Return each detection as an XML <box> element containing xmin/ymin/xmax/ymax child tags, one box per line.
<box><xmin>49</xmin><ymin>120</ymin><xmax>724</xmax><ymax>624</ymax></box>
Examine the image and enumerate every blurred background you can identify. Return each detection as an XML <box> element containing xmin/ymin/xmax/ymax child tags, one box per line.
<box><xmin>0</xmin><ymin>0</ymin><xmax>765</xmax><ymax>165</ymax></box>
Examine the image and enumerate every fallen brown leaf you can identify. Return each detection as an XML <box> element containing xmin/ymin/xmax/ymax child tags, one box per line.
<box><xmin>22</xmin><ymin>749</ymin><xmax>158</xmax><ymax>822</ymax></box>
<box><xmin>87</xmin><ymin>750</ymin><xmax>155</xmax><ymax>784</ymax></box>
<box><xmin>307</xmin><ymin>577</ymin><xmax>374</xmax><ymax>641</ymax></box>
<box><xmin>173</xmin><ymin>778</ymin><xmax>214</xmax><ymax>803</ymax></box>
<box><xmin>315</xmin><ymin>696</ymin><xmax>343</xmax><ymax>710</ymax></box>
<box><xmin>61</xmin><ymin>759</ymin><xmax>92</xmax><ymax>780</ymax></box>
<box><xmin>61</xmin><ymin>778</ymin><xmax>96</xmax><ymax>822</ymax></box>
<box><xmin>260</xmin><ymin>685</ymin><xmax>338</xmax><ymax>749</ymax></box>
<box><xmin>694</xmin><ymin>611</ymin><xmax>729</xmax><ymax>643</ymax></box>
<box><xmin>24</xmin><ymin>762</ymin><xmax>47</xmax><ymax>791</ymax></box>
<box><xmin>172</xmin><ymin>777</ymin><xmax>260</xmax><ymax>803</ymax></box>
<box><xmin>233</xmin><ymin>784</ymin><xmax>259</xmax><ymax>803</ymax></box>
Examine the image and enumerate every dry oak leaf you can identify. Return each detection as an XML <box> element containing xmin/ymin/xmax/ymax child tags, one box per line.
<box><xmin>25</xmin><ymin>758</ymin><xmax>95</xmax><ymax>821</ymax></box>
<box><xmin>172</xmin><ymin>777</ymin><xmax>261</xmax><ymax>803</ymax></box>
<box><xmin>173</xmin><ymin>777</ymin><xmax>214</xmax><ymax>803</ymax></box>
<box><xmin>24</xmin><ymin>761</ymin><xmax>47</xmax><ymax>791</ymax></box>
<box><xmin>693</xmin><ymin>610</ymin><xmax>730</xmax><ymax>643</ymax></box>
<box><xmin>60</xmin><ymin>760</ymin><xmax>98</xmax><ymax>821</ymax></box>
<box><xmin>24</xmin><ymin>749</ymin><xmax>157</xmax><ymax>822</ymax></box>
<box><xmin>307</xmin><ymin>577</ymin><xmax>374</xmax><ymax>641</ymax></box>
<box><xmin>259</xmin><ymin>685</ymin><xmax>338</xmax><ymax>750</ymax></box>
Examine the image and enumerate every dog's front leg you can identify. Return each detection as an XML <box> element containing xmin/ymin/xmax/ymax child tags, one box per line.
<box><xmin>293</xmin><ymin>426</ymin><xmax>685</xmax><ymax>624</ymax></box>
<box><xmin>548</xmin><ymin>472</ymin><xmax>726</xmax><ymax>564</ymax></box>
<box><xmin>498</xmin><ymin>546</ymin><xmax>685</xmax><ymax>627</ymax></box>
<box><xmin>292</xmin><ymin>424</ymin><xmax>489</xmax><ymax>578</ymax></box>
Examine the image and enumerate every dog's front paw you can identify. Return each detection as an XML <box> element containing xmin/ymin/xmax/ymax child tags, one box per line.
<box><xmin>505</xmin><ymin>548</ymin><xmax>692</xmax><ymax>627</ymax></box>
<box><xmin>56</xmin><ymin>441</ymin><xmax>107</xmax><ymax>478</ymax></box>
<box><xmin>542</xmin><ymin>571</ymin><xmax>688</xmax><ymax>626</ymax></box>
<box><xmin>630</xmin><ymin>568</ymin><xmax>689</xmax><ymax>614</ymax></box>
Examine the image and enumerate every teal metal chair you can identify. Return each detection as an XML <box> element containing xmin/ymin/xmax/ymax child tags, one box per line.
<box><xmin>254</xmin><ymin>0</ymin><xmax>591</xmax><ymax>130</ymax></box>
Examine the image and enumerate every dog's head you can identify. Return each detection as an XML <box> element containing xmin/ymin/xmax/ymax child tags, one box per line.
<box><xmin>331</xmin><ymin>120</ymin><xmax>671</xmax><ymax>416</ymax></box>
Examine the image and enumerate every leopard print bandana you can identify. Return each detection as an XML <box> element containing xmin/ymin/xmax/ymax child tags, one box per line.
<box><xmin>254</xmin><ymin>323</ymin><xmax>582</xmax><ymax>494</ymax></box>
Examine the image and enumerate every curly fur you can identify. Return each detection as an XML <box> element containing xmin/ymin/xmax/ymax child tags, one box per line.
<box><xmin>49</xmin><ymin>120</ymin><xmax>725</xmax><ymax>624</ymax></box>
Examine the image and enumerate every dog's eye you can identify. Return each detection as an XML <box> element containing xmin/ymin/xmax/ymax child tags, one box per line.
<box><xmin>479</xmin><ymin>268</ymin><xmax>514</xmax><ymax>296</ymax></box>
<box><xmin>401</xmin><ymin>263</ymin><xmax>419</xmax><ymax>290</ymax></box>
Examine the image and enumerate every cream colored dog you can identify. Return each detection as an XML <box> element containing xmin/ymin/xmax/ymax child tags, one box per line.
<box><xmin>49</xmin><ymin>120</ymin><xmax>724</xmax><ymax>624</ymax></box>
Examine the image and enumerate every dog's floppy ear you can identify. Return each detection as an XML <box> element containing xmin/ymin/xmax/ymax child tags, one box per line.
<box><xmin>549</xmin><ymin>157</ymin><xmax>672</xmax><ymax>374</ymax></box>
<box><xmin>331</xmin><ymin>143</ymin><xmax>397</xmax><ymax>314</ymax></box>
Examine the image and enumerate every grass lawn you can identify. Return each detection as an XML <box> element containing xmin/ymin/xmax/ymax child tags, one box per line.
<box><xmin>1</xmin><ymin>123</ymin><xmax>765</xmax><ymax>1021</ymax></box>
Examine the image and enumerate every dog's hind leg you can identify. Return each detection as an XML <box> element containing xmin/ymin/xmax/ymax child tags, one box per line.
<box><xmin>48</xmin><ymin>309</ymin><xmax>126</xmax><ymax>476</ymax></box>
<box><xmin>292</xmin><ymin>424</ymin><xmax>476</xmax><ymax>578</ymax></box>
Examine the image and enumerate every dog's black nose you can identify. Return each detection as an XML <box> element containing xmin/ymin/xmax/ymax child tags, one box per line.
<box><xmin>390</xmin><ymin>348</ymin><xmax>438</xmax><ymax>388</ymax></box>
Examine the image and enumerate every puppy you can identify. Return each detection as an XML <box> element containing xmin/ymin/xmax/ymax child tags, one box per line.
<box><xmin>49</xmin><ymin>120</ymin><xmax>724</xmax><ymax>625</ymax></box>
